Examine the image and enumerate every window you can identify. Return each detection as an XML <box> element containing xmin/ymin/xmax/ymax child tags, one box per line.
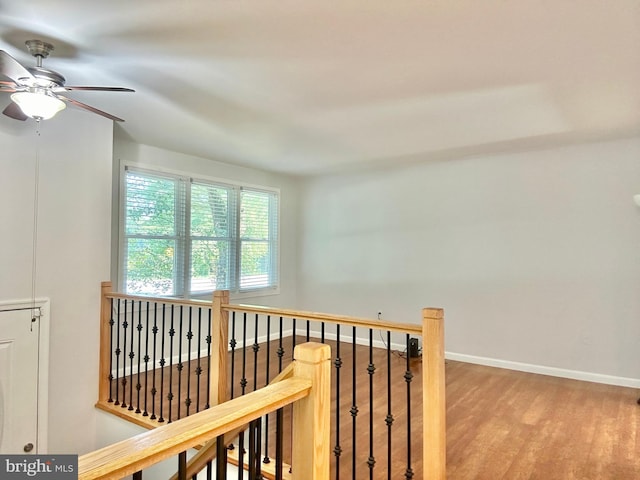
<box><xmin>121</xmin><ymin>166</ymin><xmax>279</xmax><ymax>297</ymax></box>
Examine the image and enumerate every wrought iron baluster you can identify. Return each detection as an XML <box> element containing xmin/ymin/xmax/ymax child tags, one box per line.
<box><xmin>351</xmin><ymin>326</ymin><xmax>358</xmax><ymax>480</ymax></box>
<box><xmin>135</xmin><ymin>301</ymin><xmax>143</xmax><ymax>413</ymax></box>
<box><xmin>249</xmin><ymin>420</ymin><xmax>257</xmax><ymax>479</ymax></box>
<box><xmin>120</xmin><ymin>300</ymin><xmax>128</xmax><ymax>409</ymax></box>
<box><xmin>263</xmin><ymin>315</ymin><xmax>271</xmax><ymax>465</ymax></box>
<box><xmin>276</xmin><ymin>408</ymin><xmax>283</xmax><ymax>480</ymax></box>
<box><xmin>150</xmin><ymin>302</ymin><xmax>158</xmax><ymax>420</ymax></box>
<box><xmin>196</xmin><ymin>307</ymin><xmax>202</xmax><ymax>413</ymax></box>
<box><xmin>386</xmin><ymin>331</ymin><xmax>393</xmax><ymax>478</ymax></box>
<box><xmin>230</xmin><ymin>311</ymin><xmax>237</xmax><ymax>399</ymax></box>
<box><xmin>108</xmin><ymin>298</ymin><xmax>114</xmax><ymax>403</ymax></box>
<box><xmin>206</xmin><ymin>459</ymin><xmax>213</xmax><ymax>480</ymax></box>
<box><xmin>177</xmin><ymin>306</ymin><xmax>184</xmax><ymax>420</ymax></box>
<box><xmin>228</xmin><ymin>311</ymin><xmax>237</xmax><ymax>453</ymax></box>
<box><xmin>334</xmin><ymin>324</ymin><xmax>342</xmax><ymax>480</ymax></box>
<box><xmin>368</xmin><ymin>328</ymin><xmax>376</xmax><ymax>479</ymax></box>
<box><xmin>277</xmin><ymin>317</ymin><xmax>284</xmax><ymax>373</ymax></box>
<box><xmin>133</xmin><ymin>471</ymin><xmax>142</xmax><ymax>480</ymax></box>
<box><xmin>205</xmin><ymin>309</ymin><xmax>212</xmax><ymax>410</ymax></box>
<box><xmin>128</xmin><ymin>300</ymin><xmax>136</xmax><ymax>411</ymax></box>
<box><xmin>178</xmin><ymin>451</ymin><xmax>187</xmax><ymax>480</ymax></box>
<box><xmin>143</xmin><ymin>302</ymin><xmax>150</xmax><ymax>416</ymax></box>
<box><xmin>253</xmin><ymin>314</ymin><xmax>260</xmax><ymax>392</ymax></box>
<box><xmin>238</xmin><ymin>430</ymin><xmax>245</xmax><ymax>480</ymax></box>
<box><xmin>114</xmin><ymin>299</ymin><xmax>122</xmax><ymax>405</ymax></box>
<box><xmin>255</xmin><ymin>418</ymin><xmax>262</xmax><ymax>479</ymax></box>
<box><xmin>306</xmin><ymin>320</ymin><xmax>310</xmax><ymax>342</ymax></box>
<box><xmin>404</xmin><ymin>334</ymin><xmax>414</xmax><ymax>479</ymax></box>
<box><xmin>321</xmin><ymin>321</ymin><xmax>325</xmax><ymax>343</ymax></box>
<box><xmin>167</xmin><ymin>305</ymin><xmax>175</xmax><ymax>423</ymax></box>
<box><xmin>185</xmin><ymin>306</ymin><xmax>193</xmax><ymax>417</ymax></box>
<box><xmin>158</xmin><ymin>304</ymin><xmax>167</xmax><ymax>422</ymax></box>
<box><xmin>292</xmin><ymin>318</ymin><xmax>297</xmax><ymax>350</ymax></box>
<box><xmin>216</xmin><ymin>434</ymin><xmax>227</xmax><ymax>479</ymax></box>
<box><xmin>241</xmin><ymin>312</ymin><xmax>248</xmax><ymax>396</ymax></box>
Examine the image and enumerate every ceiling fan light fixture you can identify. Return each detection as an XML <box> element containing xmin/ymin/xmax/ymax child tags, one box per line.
<box><xmin>10</xmin><ymin>89</ymin><xmax>66</xmax><ymax>120</ymax></box>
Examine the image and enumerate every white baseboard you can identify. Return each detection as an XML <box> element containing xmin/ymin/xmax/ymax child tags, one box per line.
<box><xmin>445</xmin><ymin>351</ymin><xmax>640</xmax><ymax>389</ymax></box>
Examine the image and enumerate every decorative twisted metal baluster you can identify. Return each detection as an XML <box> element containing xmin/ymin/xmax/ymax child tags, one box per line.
<box><xmin>238</xmin><ymin>428</ymin><xmax>245</xmax><ymax>480</ymax></box>
<box><xmin>249</xmin><ymin>420</ymin><xmax>257</xmax><ymax>479</ymax></box>
<box><xmin>334</xmin><ymin>324</ymin><xmax>342</xmax><ymax>480</ymax></box>
<box><xmin>128</xmin><ymin>300</ymin><xmax>136</xmax><ymax>411</ymax></box>
<box><xmin>216</xmin><ymin>433</ymin><xmax>227</xmax><ymax>479</ymax></box>
<box><xmin>230</xmin><ymin>311</ymin><xmax>237</xmax><ymax>399</ymax></box>
<box><xmin>120</xmin><ymin>300</ymin><xmax>128</xmax><ymax>409</ymax></box>
<box><xmin>228</xmin><ymin>311</ymin><xmax>237</xmax><ymax>452</ymax></box>
<box><xmin>135</xmin><ymin>301</ymin><xmax>143</xmax><ymax>413</ymax></box>
<box><xmin>177</xmin><ymin>306</ymin><xmax>184</xmax><ymax>420</ymax></box>
<box><xmin>185</xmin><ymin>306</ymin><xmax>193</xmax><ymax>416</ymax></box>
<box><xmin>404</xmin><ymin>334</ymin><xmax>414</xmax><ymax>479</ymax></box>
<box><xmin>253</xmin><ymin>314</ymin><xmax>260</xmax><ymax>393</ymax></box>
<box><xmin>263</xmin><ymin>314</ymin><xmax>272</xmax><ymax>465</ymax></box>
<box><xmin>241</xmin><ymin>312</ymin><xmax>248</xmax><ymax>396</ymax></box>
<box><xmin>167</xmin><ymin>305</ymin><xmax>175</xmax><ymax>423</ymax></box>
<box><xmin>205</xmin><ymin>309</ymin><xmax>212</xmax><ymax>410</ymax></box>
<box><xmin>114</xmin><ymin>299</ymin><xmax>121</xmax><ymax>406</ymax></box>
<box><xmin>367</xmin><ymin>328</ymin><xmax>376</xmax><ymax>479</ymax></box>
<box><xmin>195</xmin><ymin>307</ymin><xmax>202</xmax><ymax>413</ymax></box>
<box><xmin>108</xmin><ymin>298</ymin><xmax>114</xmax><ymax>403</ymax></box>
<box><xmin>351</xmin><ymin>326</ymin><xmax>358</xmax><ymax>480</ymax></box>
<box><xmin>158</xmin><ymin>304</ymin><xmax>166</xmax><ymax>422</ymax></box>
<box><xmin>150</xmin><ymin>303</ymin><xmax>158</xmax><ymax>420</ymax></box>
<box><xmin>275</xmin><ymin>408</ymin><xmax>284</xmax><ymax>480</ymax></box>
<box><xmin>178</xmin><ymin>451</ymin><xmax>186</xmax><ymax>480</ymax></box>
<box><xmin>386</xmin><ymin>330</ymin><xmax>394</xmax><ymax>478</ymax></box>
<box><xmin>277</xmin><ymin>317</ymin><xmax>284</xmax><ymax>373</ymax></box>
<box><xmin>142</xmin><ymin>302</ymin><xmax>150</xmax><ymax>416</ymax></box>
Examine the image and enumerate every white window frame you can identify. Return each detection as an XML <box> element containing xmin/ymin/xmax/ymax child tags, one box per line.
<box><xmin>118</xmin><ymin>161</ymin><xmax>280</xmax><ymax>298</ymax></box>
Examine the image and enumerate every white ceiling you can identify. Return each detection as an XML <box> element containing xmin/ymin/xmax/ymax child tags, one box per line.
<box><xmin>1</xmin><ymin>0</ymin><xmax>639</xmax><ymax>175</ymax></box>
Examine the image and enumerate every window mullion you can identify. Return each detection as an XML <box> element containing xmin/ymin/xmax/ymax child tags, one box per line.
<box><xmin>232</xmin><ymin>186</ymin><xmax>241</xmax><ymax>293</ymax></box>
<box><xmin>174</xmin><ymin>177</ymin><xmax>189</xmax><ymax>297</ymax></box>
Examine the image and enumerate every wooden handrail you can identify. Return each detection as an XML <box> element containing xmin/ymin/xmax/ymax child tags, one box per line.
<box><xmin>223</xmin><ymin>303</ymin><xmax>423</xmax><ymax>335</ymax></box>
<box><xmin>80</xmin><ymin>377</ymin><xmax>311</xmax><ymax>480</ymax></box>
<box><xmin>104</xmin><ymin>291</ymin><xmax>211</xmax><ymax>308</ymax></box>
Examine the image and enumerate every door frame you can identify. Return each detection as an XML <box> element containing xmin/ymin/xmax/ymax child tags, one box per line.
<box><xmin>0</xmin><ymin>297</ymin><xmax>50</xmax><ymax>454</ymax></box>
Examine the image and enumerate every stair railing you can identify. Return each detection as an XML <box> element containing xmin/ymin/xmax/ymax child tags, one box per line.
<box><xmin>82</xmin><ymin>342</ymin><xmax>331</xmax><ymax>480</ymax></box>
<box><xmin>97</xmin><ymin>281</ymin><xmax>446</xmax><ymax>479</ymax></box>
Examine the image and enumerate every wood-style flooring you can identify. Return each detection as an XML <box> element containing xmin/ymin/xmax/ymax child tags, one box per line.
<box><xmin>109</xmin><ymin>339</ymin><xmax>640</xmax><ymax>479</ymax></box>
<box><xmin>446</xmin><ymin>360</ymin><xmax>640</xmax><ymax>480</ymax></box>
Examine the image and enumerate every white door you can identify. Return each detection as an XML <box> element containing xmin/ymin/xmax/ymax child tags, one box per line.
<box><xmin>0</xmin><ymin>308</ymin><xmax>39</xmax><ymax>454</ymax></box>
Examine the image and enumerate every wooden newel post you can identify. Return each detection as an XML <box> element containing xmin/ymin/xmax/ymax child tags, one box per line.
<box><xmin>422</xmin><ymin>307</ymin><xmax>446</xmax><ymax>480</ymax></box>
<box><xmin>98</xmin><ymin>281</ymin><xmax>113</xmax><ymax>403</ymax></box>
<box><xmin>210</xmin><ymin>290</ymin><xmax>229</xmax><ymax>406</ymax></box>
<box><xmin>291</xmin><ymin>342</ymin><xmax>331</xmax><ymax>480</ymax></box>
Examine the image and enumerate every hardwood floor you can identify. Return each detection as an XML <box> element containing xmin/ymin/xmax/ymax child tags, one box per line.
<box><xmin>446</xmin><ymin>360</ymin><xmax>640</xmax><ymax>480</ymax></box>
<box><xmin>110</xmin><ymin>339</ymin><xmax>640</xmax><ymax>479</ymax></box>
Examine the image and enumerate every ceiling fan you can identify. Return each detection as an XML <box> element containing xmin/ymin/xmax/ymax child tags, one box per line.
<box><xmin>0</xmin><ymin>39</ymin><xmax>134</xmax><ymax>122</ymax></box>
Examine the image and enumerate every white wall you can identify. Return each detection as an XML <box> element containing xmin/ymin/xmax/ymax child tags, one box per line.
<box><xmin>0</xmin><ymin>111</ymin><xmax>113</xmax><ymax>453</ymax></box>
<box><xmin>112</xmin><ymin>136</ymin><xmax>299</xmax><ymax>308</ymax></box>
<box><xmin>298</xmin><ymin>138</ymin><xmax>640</xmax><ymax>382</ymax></box>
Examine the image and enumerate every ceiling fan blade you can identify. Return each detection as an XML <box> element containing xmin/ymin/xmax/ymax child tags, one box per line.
<box><xmin>53</xmin><ymin>86</ymin><xmax>134</xmax><ymax>93</ymax></box>
<box><xmin>0</xmin><ymin>50</ymin><xmax>34</xmax><ymax>84</ymax></box>
<box><xmin>3</xmin><ymin>102</ymin><xmax>28</xmax><ymax>121</ymax></box>
<box><xmin>60</xmin><ymin>96</ymin><xmax>125</xmax><ymax>122</ymax></box>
